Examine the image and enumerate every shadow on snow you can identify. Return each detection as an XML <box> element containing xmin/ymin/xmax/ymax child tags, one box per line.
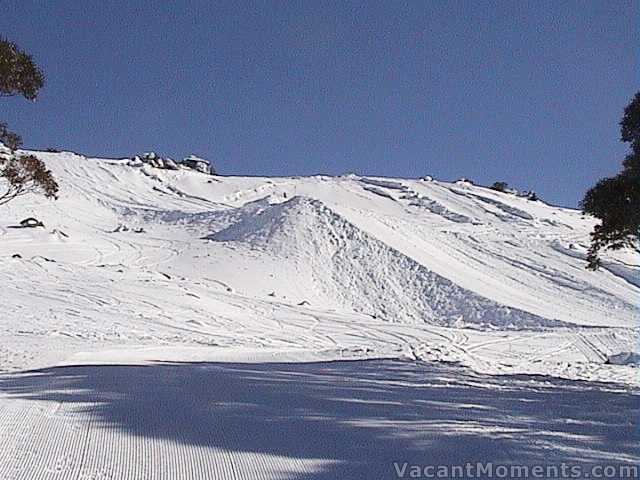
<box><xmin>0</xmin><ymin>359</ymin><xmax>637</xmax><ymax>479</ymax></box>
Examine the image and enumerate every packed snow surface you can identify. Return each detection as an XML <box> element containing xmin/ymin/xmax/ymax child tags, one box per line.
<box><xmin>1</xmin><ymin>150</ymin><xmax>637</xmax><ymax>378</ymax></box>
<box><xmin>0</xmin><ymin>361</ymin><xmax>637</xmax><ymax>480</ymax></box>
<box><xmin>0</xmin><ymin>150</ymin><xmax>638</xmax><ymax>478</ymax></box>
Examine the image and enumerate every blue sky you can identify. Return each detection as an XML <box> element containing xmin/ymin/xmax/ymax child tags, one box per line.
<box><xmin>1</xmin><ymin>1</ymin><xmax>636</xmax><ymax>206</ymax></box>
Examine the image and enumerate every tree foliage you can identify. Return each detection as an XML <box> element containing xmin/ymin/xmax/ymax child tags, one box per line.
<box><xmin>0</xmin><ymin>154</ymin><xmax>58</xmax><ymax>205</ymax></box>
<box><xmin>490</xmin><ymin>181</ymin><xmax>509</xmax><ymax>192</ymax></box>
<box><xmin>581</xmin><ymin>93</ymin><xmax>640</xmax><ymax>269</ymax></box>
<box><xmin>0</xmin><ymin>37</ymin><xmax>57</xmax><ymax>206</ymax></box>
<box><xmin>620</xmin><ymin>93</ymin><xmax>640</xmax><ymax>152</ymax></box>
<box><xmin>0</xmin><ymin>122</ymin><xmax>22</xmax><ymax>151</ymax></box>
<box><xmin>0</xmin><ymin>37</ymin><xmax>44</xmax><ymax>100</ymax></box>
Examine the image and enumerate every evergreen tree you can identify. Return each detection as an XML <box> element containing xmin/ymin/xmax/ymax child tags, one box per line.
<box><xmin>581</xmin><ymin>93</ymin><xmax>640</xmax><ymax>269</ymax></box>
<box><xmin>0</xmin><ymin>38</ymin><xmax>58</xmax><ymax>205</ymax></box>
<box><xmin>490</xmin><ymin>181</ymin><xmax>509</xmax><ymax>192</ymax></box>
<box><xmin>0</xmin><ymin>37</ymin><xmax>44</xmax><ymax>99</ymax></box>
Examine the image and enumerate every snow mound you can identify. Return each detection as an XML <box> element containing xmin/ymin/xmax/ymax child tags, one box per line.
<box><xmin>212</xmin><ymin>196</ymin><xmax>566</xmax><ymax>329</ymax></box>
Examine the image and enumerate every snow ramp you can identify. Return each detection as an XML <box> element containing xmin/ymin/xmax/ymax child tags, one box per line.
<box><xmin>211</xmin><ymin>196</ymin><xmax>567</xmax><ymax>329</ymax></box>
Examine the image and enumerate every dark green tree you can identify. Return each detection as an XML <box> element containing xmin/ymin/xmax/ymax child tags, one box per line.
<box><xmin>0</xmin><ymin>38</ymin><xmax>57</xmax><ymax>205</ymax></box>
<box><xmin>0</xmin><ymin>37</ymin><xmax>44</xmax><ymax>99</ymax></box>
<box><xmin>581</xmin><ymin>93</ymin><xmax>640</xmax><ymax>269</ymax></box>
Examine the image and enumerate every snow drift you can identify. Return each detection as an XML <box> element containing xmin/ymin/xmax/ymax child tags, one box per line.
<box><xmin>212</xmin><ymin>196</ymin><xmax>566</xmax><ymax>329</ymax></box>
<box><xmin>0</xmin><ymin>150</ymin><xmax>637</xmax><ymax>385</ymax></box>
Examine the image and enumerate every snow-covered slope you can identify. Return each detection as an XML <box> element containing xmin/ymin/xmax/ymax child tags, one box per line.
<box><xmin>210</xmin><ymin>196</ymin><xmax>564</xmax><ymax>329</ymax></box>
<box><xmin>0</xmin><ymin>150</ymin><xmax>638</xmax><ymax>384</ymax></box>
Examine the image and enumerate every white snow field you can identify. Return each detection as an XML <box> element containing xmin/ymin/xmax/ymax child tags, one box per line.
<box><xmin>0</xmin><ymin>150</ymin><xmax>638</xmax><ymax>478</ymax></box>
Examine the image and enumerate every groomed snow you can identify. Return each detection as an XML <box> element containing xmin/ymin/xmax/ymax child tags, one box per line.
<box><xmin>0</xmin><ymin>361</ymin><xmax>637</xmax><ymax>480</ymax></box>
<box><xmin>0</xmin><ymin>150</ymin><xmax>637</xmax><ymax>478</ymax></box>
<box><xmin>0</xmin><ymin>150</ymin><xmax>637</xmax><ymax>383</ymax></box>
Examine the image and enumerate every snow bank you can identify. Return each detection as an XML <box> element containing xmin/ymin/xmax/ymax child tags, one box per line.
<box><xmin>0</xmin><ymin>151</ymin><xmax>637</xmax><ymax>384</ymax></box>
<box><xmin>212</xmin><ymin>196</ymin><xmax>566</xmax><ymax>329</ymax></box>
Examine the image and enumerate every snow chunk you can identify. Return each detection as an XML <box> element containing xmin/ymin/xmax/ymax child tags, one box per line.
<box><xmin>606</xmin><ymin>352</ymin><xmax>640</xmax><ymax>366</ymax></box>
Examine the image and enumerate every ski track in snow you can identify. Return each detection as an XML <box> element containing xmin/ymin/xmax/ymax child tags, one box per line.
<box><xmin>0</xmin><ymin>152</ymin><xmax>638</xmax><ymax>478</ymax></box>
<box><xmin>0</xmin><ymin>153</ymin><xmax>637</xmax><ymax>381</ymax></box>
<box><xmin>0</xmin><ymin>361</ymin><xmax>637</xmax><ymax>480</ymax></box>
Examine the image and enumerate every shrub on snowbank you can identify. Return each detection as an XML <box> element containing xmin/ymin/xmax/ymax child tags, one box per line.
<box><xmin>129</xmin><ymin>152</ymin><xmax>216</xmax><ymax>175</ymax></box>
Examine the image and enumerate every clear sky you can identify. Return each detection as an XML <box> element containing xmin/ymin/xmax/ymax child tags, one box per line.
<box><xmin>1</xmin><ymin>1</ymin><xmax>636</xmax><ymax>206</ymax></box>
